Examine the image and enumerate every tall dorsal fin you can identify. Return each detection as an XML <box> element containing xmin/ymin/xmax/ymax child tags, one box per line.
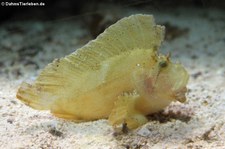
<box><xmin>64</xmin><ymin>14</ymin><xmax>165</xmax><ymax>72</ymax></box>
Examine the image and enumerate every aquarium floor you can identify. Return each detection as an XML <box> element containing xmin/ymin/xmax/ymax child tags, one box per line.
<box><xmin>0</xmin><ymin>6</ymin><xmax>225</xmax><ymax>149</ymax></box>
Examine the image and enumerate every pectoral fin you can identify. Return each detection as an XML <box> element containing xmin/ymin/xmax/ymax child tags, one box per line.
<box><xmin>108</xmin><ymin>92</ymin><xmax>148</xmax><ymax>129</ymax></box>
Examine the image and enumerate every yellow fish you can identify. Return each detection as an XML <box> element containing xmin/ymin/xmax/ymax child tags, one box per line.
<box><xmin>17</xmin><ymin>14</ymin><xmax>189</xmax><ymax>129</ymax></box>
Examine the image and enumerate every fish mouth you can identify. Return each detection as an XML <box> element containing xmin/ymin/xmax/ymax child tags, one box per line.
<box><xmin>173</xmin><ymin>87</ymin><xmax>188</xmax><ymax>103</ymax></box>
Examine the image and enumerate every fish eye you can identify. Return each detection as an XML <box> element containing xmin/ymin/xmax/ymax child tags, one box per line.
<box><xmin>159</xmin><ymin>60</ymin><xmax>167</xmax><ymax>68</ymax></box>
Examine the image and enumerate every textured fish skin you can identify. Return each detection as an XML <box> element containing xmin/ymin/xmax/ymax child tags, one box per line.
<box><xmin>16</xmin><ymin>14</ymin><xmax>189</xmax><ymax>129</ymax></box>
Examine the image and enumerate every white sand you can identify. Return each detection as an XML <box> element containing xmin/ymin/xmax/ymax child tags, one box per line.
<box><xmin>0</xmin><ymin>6</ymin><xmax>225</xmax><ymax>148</ymax></box>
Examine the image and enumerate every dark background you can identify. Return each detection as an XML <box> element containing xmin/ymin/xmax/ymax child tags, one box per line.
<box><xmin>1</xmin><ymin>0</ymin><xmax>225</xmax><ymax>23</ymax></box>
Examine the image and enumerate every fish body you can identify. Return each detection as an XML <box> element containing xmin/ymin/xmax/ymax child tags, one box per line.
<box><xmin>17</xmin><ymin>14</ymin><xmax>189</xmax><ymax>129</ymax></box>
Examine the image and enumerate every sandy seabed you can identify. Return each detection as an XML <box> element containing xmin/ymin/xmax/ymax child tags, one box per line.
<box><xmin>0</xmin><ymin>6</ymin><xmax>225</xmax><ymax>149</ymax></box>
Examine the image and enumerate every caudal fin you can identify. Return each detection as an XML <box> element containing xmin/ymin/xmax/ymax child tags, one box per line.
<box><xmin>16</xmin><ymin>82</ymin><xmax>53</xmax><ymax>110</ymax></box>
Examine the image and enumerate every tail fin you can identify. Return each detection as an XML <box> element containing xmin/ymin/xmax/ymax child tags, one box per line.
<box><xmin>16</xmin><ymin>82</ymin><xmax>54</xmax><ymax>110</ymax></box>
